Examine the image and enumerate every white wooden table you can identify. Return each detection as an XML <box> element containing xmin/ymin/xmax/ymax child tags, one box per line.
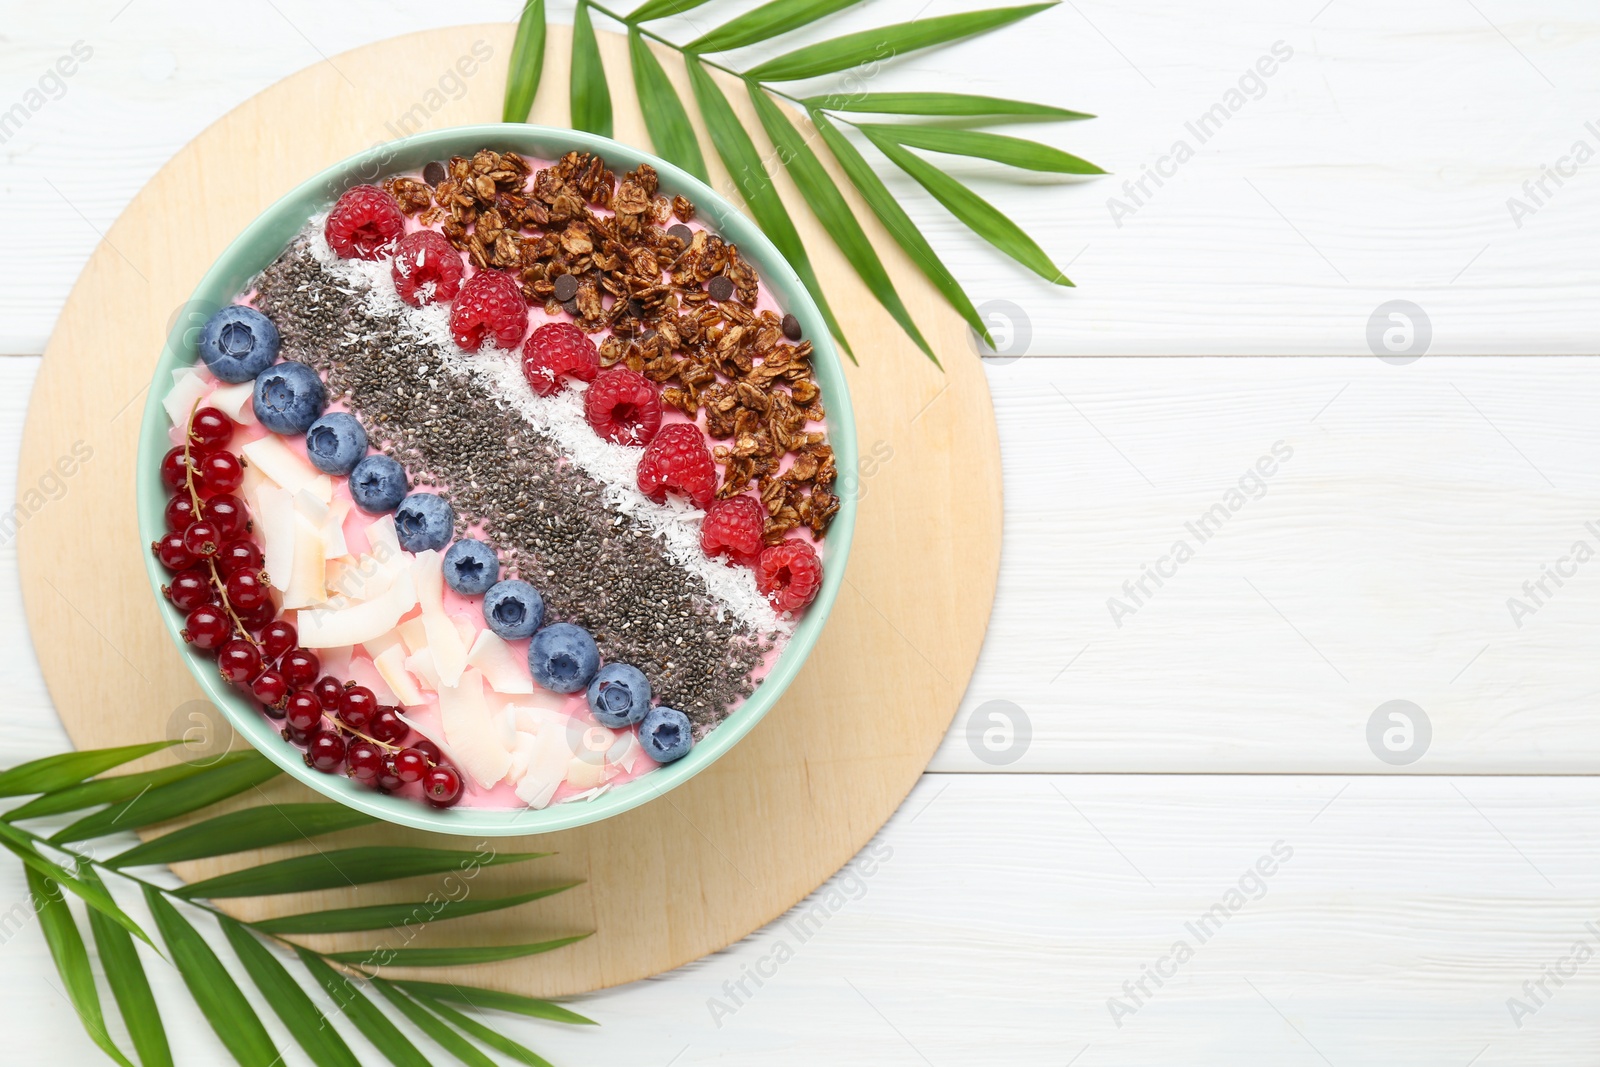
<box><xmin>5</xmin><ymin>1</ymin><xmax>1600</xmax><ymax>1063</ymax></box>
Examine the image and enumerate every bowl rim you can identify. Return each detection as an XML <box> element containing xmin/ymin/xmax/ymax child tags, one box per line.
<box><xmin>136</xmin><ymin>123</ymin><xmax>857</xmax><ymax>836</ymax></box>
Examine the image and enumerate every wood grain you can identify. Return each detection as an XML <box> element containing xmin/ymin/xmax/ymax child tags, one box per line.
<box><xmin>13</xmin><ymin>24</ymin><xmax>1001</xmax><ymax>996</ymax></box>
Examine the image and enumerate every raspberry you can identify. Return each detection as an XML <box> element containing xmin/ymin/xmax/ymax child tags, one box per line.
<box><xmin>701</xmin><ymin>496</ymin><xmax>764</xmax><ymax>566</ymax></box>
<box><xmin>523</xmin><ymin>322</ymin><xmax>601</xmax><ymax>396</ymax></box>
<box><xmin>756</xmin><ymin>539</ymin><xmax>823</xmax><ymax>614</ymax></box>
<box><xmin>391</xmin><ymin>230</ymin><xmax>464</xmax><ymax>306</ymax></box>
<box><xmin>585</xmin><ymin>368</ymin><xmax>663</xmax><ymax>446</ymax></box>
<box><xmin>325</xmin><ymin>185</ymin><xmax>405</xmax><ymax>260</ymax></box>
<box><xmin>449</xmin><ymin>270</ymin><xmax>528</xmax><ymax>351</ymax></box>
<box><xmin>637</xmin><ymin>423</ymin><xmax>716</xmax><ymax>508</ymax></box>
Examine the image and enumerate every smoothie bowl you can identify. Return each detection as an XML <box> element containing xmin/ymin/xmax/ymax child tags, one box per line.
<box><xmin>136</xmin><ymin>126</ymin><xmax>856</xmax><ymax>836</ymax></box>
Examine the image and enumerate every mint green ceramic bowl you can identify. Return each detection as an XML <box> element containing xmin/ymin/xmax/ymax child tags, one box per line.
<box><xmin>136</xmin><ymin>125</ymin><xmax>856</xmax><ymax>836</ymax></box>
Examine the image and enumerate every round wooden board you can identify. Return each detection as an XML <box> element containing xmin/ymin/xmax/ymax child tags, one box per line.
<box><xmin>16</xmin><ymin>24</ymin><xmax>1000</xmax><ymax>996</ymax></box>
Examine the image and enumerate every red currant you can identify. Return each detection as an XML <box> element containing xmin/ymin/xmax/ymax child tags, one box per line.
<box><xmin>284</xmin><ymin>689</ymin><xmax>323</xmax><ymax>733</ymax></box>
<box><xmin>165</xmin><ymin>494</ymin><xmax>199</xmax><ymax>531</ymax></box>
<box><xmin>411</xmin><ymin>739</ymin><xmax>444</xmax><ymax>766</ymax></box>
<box><xmin>217</xmin><ymin>639</ymin><xmax>262</xmax><ymax>684</ymax></box>
<box><xmin>423</xmin><ymin>765</ymin><xmax>463</xmax><ymax>807</ymax></box>
<box><xmin>189</xmin><ymin>407</ymin><xmax>233</xmax><ymax>451</ymax></box>
<box><xmin>391</xmin><ymin>747</ymin><xmax>429</xmax><ymax>784</ymax></box>
<box><xmin>163</xmin><ymin>567</ymin><xmax>213</xmax><ymax>612</ymax></box>
<box><xmin>182</xmin><ymin>520</ymin><xmax>221</xmax><ymax>558</ymax></box>
<box><xmin>182</xmin><ymin>604</ymin><xmax>231</xmax><ymax>652</ymax></box>
<box><xmin>198</xmin><ymin>451</ymin><xmax>244</xmax><ymax>497</ymax></box>
<box><xmin>238</xmin><ymin>600</ymin><xmax>276</xmax><ymax>632</ymax></box>
<box><xmin>281</xmin><ymin>648</ymin><xmax>320</xmax><ymax>688</ymax></box>
<box><xmin>225</xmin><ymin>570</ymin><xmax>270</xmax><ymax>613</ymax></box>
<box><xmin>260</xmin><ymin>620</ymin><xmax>297</xmax><ymax>662</ymax></box>
<box><xmin>160</xmin><ymin>446</ymin><xmax>200</xmax><ymax>491</ymax></box>
<box><xmin>339</xmin><ymin>686</ymin><xmax>377</xmax><ymax>731</ymax></box>
<box><xmin>346</xmin><ymin>740</ymin><xmax>383</xmax><ymax>783</ymax></box>
<box><xmin>154</xmin><ymin>531</ymin><xmax>197</xmax><ymax>571</ymax></box>
<box><xmin>218</xmin><ymin>538</ymin><xmax>264</xmax><ymax>577</ymax></box>
<box><xmin>314</xmin><ymin>676</ymin><xmax>346</xmax><ymax>711</ymax></box>
<box><xmin>203</xmin><ymin>494</ymin><xmax>248</xmax><ymax>539</ymax></box>
<box><xmin>306</xmin><ymin>731</ymin><xmax>347</xmax><ymax>774</ymax></box>
<box><xmin>283</xmin><ymin>724</ymin><xmax>313</xmax><ymax>746</ymax></box>
<box><xmin>375</xmin><ymin>765</ymin><xmax>404</xmax><ymax>792</ymax></box>
<box><xmin>251</xmin><ymin>669</ymin><xmax>288</xmax><ymax>712</ymax></box>
<box><xmin>368</xmin><ymin>707</ymin><xmax>408</xmax><ymax>745</ymax></box>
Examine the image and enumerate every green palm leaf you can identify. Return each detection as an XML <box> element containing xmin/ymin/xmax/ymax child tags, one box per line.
<box><xmin>629</xmin><ymin>0</ymin><xmax>716</xmax><ymax>21</ymax></box>
<box><xmin>503</xmin><ymin>0</ymin><xmax>548</xmax><ymax>122</ymax></box>
<box><xmin>854</xmin><ymin>122</ymin><xmax>1104</xmax><ymax>174</ymax></box>
<box><xmin>809</xmin><ymin>110</ymin><xmax>993</xmax><ymax>344</ymax></box>
<box><xmin>253</xmin><ymin>882</ymin><xmax>581</xmax><ymax>935</ymax></box>
<box><xmin>80</xmin><ymin>865</ymin><xmax>172</xmax><ymax>1067</ymax></box>
<box><xmin>27</xmin><ymin>867</ymin><xmax>136</xmax><ymax>1067</ymax></box>
<box><xmin>374</xmin><ymin>981</ymin><xmax>499</xmax><ymax>1067</ymax></box>
<box><xmin>407</xmin><ymin>991</ymin><xmax>558</xmax><ymax>1067</ymax></box>
<box><xmin>221</xmin><ymin>918</ymin><xmax>362</xmax><ymax>1067</ymax></box>
<box><xmin>807</xmin><ymin>91</ymin><xmax>1092</xmax><ymax>120</ymax></box>
<box><xmin>747</xmin><ymin>84</ymin><xmax>935</xmax><ymax>362</ymax></box>
<box><xmin>688</xmin><ymin>0</ymin><xmax>863</xmax><ymax>53</ymax></box>
<box><xmin>52</xmin><ymin>752</ymin><xmax>279</xmax><ymax>844</ymax></box>
<box><xmin>391</xmin><ymin>980</ymin><xmax>596</xmax><ymax>1025</ymax></box>
<box><xmin>108</xmin><ymin>803</ymin><xmax>376</xmax><ymax>869</ymax></box>
<box><xmin>747</xmin><ymin>3</ymin><xmax>1056</xmax><ymax>81</ymax></box>
<box><xmin>861</xmin><ymin>127</ymin><xmax>1073</xmax><ymax>285</ymax></box>
<box><xmin>0</xmin><ymin>826</ymin><xmax>153</xmax><ymax>946</ymax></box>
<box><xmin>8</xmin><ymin>753</ymin><xmax>249</xmax><ymax>823</ymax></box>
<box><xmin>0</xmin><ymin>741</ymin><xmax>177</xmax><ymax>798</ymax></box>
<box><xmin>628</xmin><ymin>28</ymin><xmax>708</xmax><ymax>181</ymax></box>
<box><xmin>176</xmin><ymin>845</ymin><xmax>550</xmax><ymax>899</ymax></box>
<box><xmin>686</xmin><ymin>56</ymin><xmax>853</xmax><ymax>358</ymax></box>
<box><xmin>571</xmin><ymin>1</ymin><xmax>614</xmax><ymax>136</ymax></box>
<box><xmin>143</xmin><ymin>886</ymin><xmax>280</xmax><ymax>1067</ymax></box>
<box><xmin>298</xmin><ymin>951</ymin><xmax>433</xmax><ymax>1067</ymax></box>
<box><xmin>326</xmin><ymin>932</ymin><xmax>590</xmax><ymax>970</ymax></box>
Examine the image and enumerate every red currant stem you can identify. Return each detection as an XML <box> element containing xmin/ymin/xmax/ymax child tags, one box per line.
<box><xmin>182</xmin><ymin>401</ymin><xmax>261</xmax><ymax>650</ymax></box>
<box><xmin>337</xmin><ymin>722</ymin><xmax>404</xmax><ymax>755</ymax></box>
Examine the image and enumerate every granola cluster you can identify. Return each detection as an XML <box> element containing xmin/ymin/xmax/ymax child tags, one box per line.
<box><xmin>384</xmin><ymin>149</ymin><xmax>839</xmax><ymax>543</ymax></box>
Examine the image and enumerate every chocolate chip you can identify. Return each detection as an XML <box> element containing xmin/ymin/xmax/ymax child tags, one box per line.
<box><xmin>422</xmin><ymin>160</ymin><xmax>447</xmax><ymax>187</ymax></box>
<box><xmin>707</xmin><ymin>275</ymin><xmax>735</xmax><ymax>302</ymax></box>
<box><xmin>562</xmin><ymin>298</ymin><xmax>579</xmax><ymax>317</ymax></box>
<box><xmin>552</xmin><ymin>273</ymin><xmax>580</xmax><ymax>302</ymax></box>
<box><xmin>627</xmin><ymin>298</ymin><xmax>646</xmax><ymax>318</ymax></box>
<box><xmin>668</xmin><ymin>223</ymin><xmax>693</xmax><ymax>246</ymax></box>
<box><xmin>781</xmin><ymin>313</ymin><xmax>802</xmax><ymax>341</ymax></box>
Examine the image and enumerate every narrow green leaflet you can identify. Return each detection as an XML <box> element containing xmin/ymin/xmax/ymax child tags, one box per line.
<box><xmin>571</xmin><ymin>1</ymin><xmax>614</xmax><ymax>137</ymax></box>
<box><xmin>408</xmin><ymin>991</ymin><xmax>558</xmax><ymax>1067</ymax></box>
<box><xmin>109</xmin><ymin>803</ymin><xmax>377</xmax><ymax>869</ymax></box>
<box><xmin>0</xmin><ymin>827</ymin><xmax>153</xmax><ymax>946</ymax></box>
<box><xmin>297</xmin><ymin>951</ymin><xmax>432</xmax><ymax>1067</ymax></box>
<box><xmin>27</xmin><ymin>867</ymin><xmax>136</xmax><ymax>1067</ymax></box>
<box><xmin>176</xmin><ymin>845</ymin><xmax>549</xmax><ymax>899</ymax></box>
<box><xmin>748</xmin><ymin>84</ymin><xmax>934</xmax><ymax>361</ymax></box>
<box><xmin>220</xmin><ymin>918</ymin><xmax>361</xmax><ymax>1067</ymax></box>
<box><xmin>629</xmin><ymin>0</ymin><xmax>716</xmax><ymax>21</ymax></box>
<box><xmin>325</xmin><ymin>932</ymin><xmax>590</xmax><ymax>969</ymax></box>
<box><xmin>392</xmin><ymin>979</ymin><xmax>595</xmax><ymax>1025</ymax></box>
<box><xmin>374</xmin><ymin>981</ymin><xmax>499</xmax><ymax>1067</ymax></box>
<box><xmin>52</xmin><ymin>753</ymin><xmax>279</xmax><ymax>844</ymax></box>
<box><xmin>855</xmin><ymin>122</ymin><xmax>1103</xmax><ymax>174</ymax></box>
<box><xmin>7</xmin><ymin>756</ymin><xmax>235</xmax><ymax>823</ymax></box>
<box><xmin>747</xmin><ymin>3</ymin><xmax>1055</xmax><ymax>81</ymax></box>
<box><xmin>686</xmin><ymin>56</ymin><xmax>852</xmax><ymax>358</ymax></box>
<box><xmin>0</xmin><ymin>741</ymin><xmax>176</xmax><ymax>798</ymax></box>
<box><xmin>80</xmin><ymin>865</ymin><xmax>172</xmax><ymax>1067</ymax></box>
<box><xmin>628</xmin><ymin>28</ymin><xmax>708</xmax><ymax>182</ymax></box>
<box><xmin>806</xmin><ymin>91</ymin><xmax>1093</xmax><ymax>120</ymax></box>
<box><xmin>253</xmin><ymin>882</ymin><xmax>582</xmax><ymax>935</ymax></box>
<box><xmin>862</xmin><ymin>128</ymin><xmax>1073</xmax><ymax>285</ymax></box>
<box><xmin>810</xmin><ymin>110</ymin><xmax>992</xmax><ymax>344</ymax></box>
<box><xmin>503</xmin><ymin>0</ymin><xmax>547</xmax><ymax>122</ymax></box>
<box><xmin>688</xmin><ymin>0</ymin><xmax>863</xmax><ymax>54</ymax></box>
<box><xmin>142</xmin><ymin>887</ymin><xmax>280</xmax><ymax>1067</ymax></box>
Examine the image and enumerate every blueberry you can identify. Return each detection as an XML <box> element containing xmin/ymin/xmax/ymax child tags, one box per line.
<box><xmin>528</xmin><ymin>623</ymin><xmax>599</xmax><ymax>693</ymax></box>
<box><xmin>443</xmin><ymin>539</ymin><xmax>499</xmax><ymax>596</ymax></box>
<box><xmin>394</xmin><ymin>492</ymin><xmax>454</xmax><ymax>552</ymax></box>
<box><xmin>304</xmin><ymin>412</ymin><xmax>368</xmax><ymax>475</ymax></box>
<box><xmin>639</xmin><ymin>706</ymin><xmax>693</xmax><ymax>764</ymax></box>
<box><xmin>198</xmin><ymin>305</ymin><xmax>279</xmax><ymax>383</ymax></box>
<box><xmin>348</xmin><ymin>454</ymin><xmax>409</xmax><ymax>514</ymax></box>
<box><xmin>252</xmin><ymin>361</ymin><xmax>326</xmax><ymax>435</ymax></box>
<box><xmin>482</xmin><ymin>580</ymin><xmax>545</xmax><ymax>640</ymax></box>
<box><xmin>586</xmin><ymin>663</ymin><xmax>651</xmax><ymax>728</ymax></box>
